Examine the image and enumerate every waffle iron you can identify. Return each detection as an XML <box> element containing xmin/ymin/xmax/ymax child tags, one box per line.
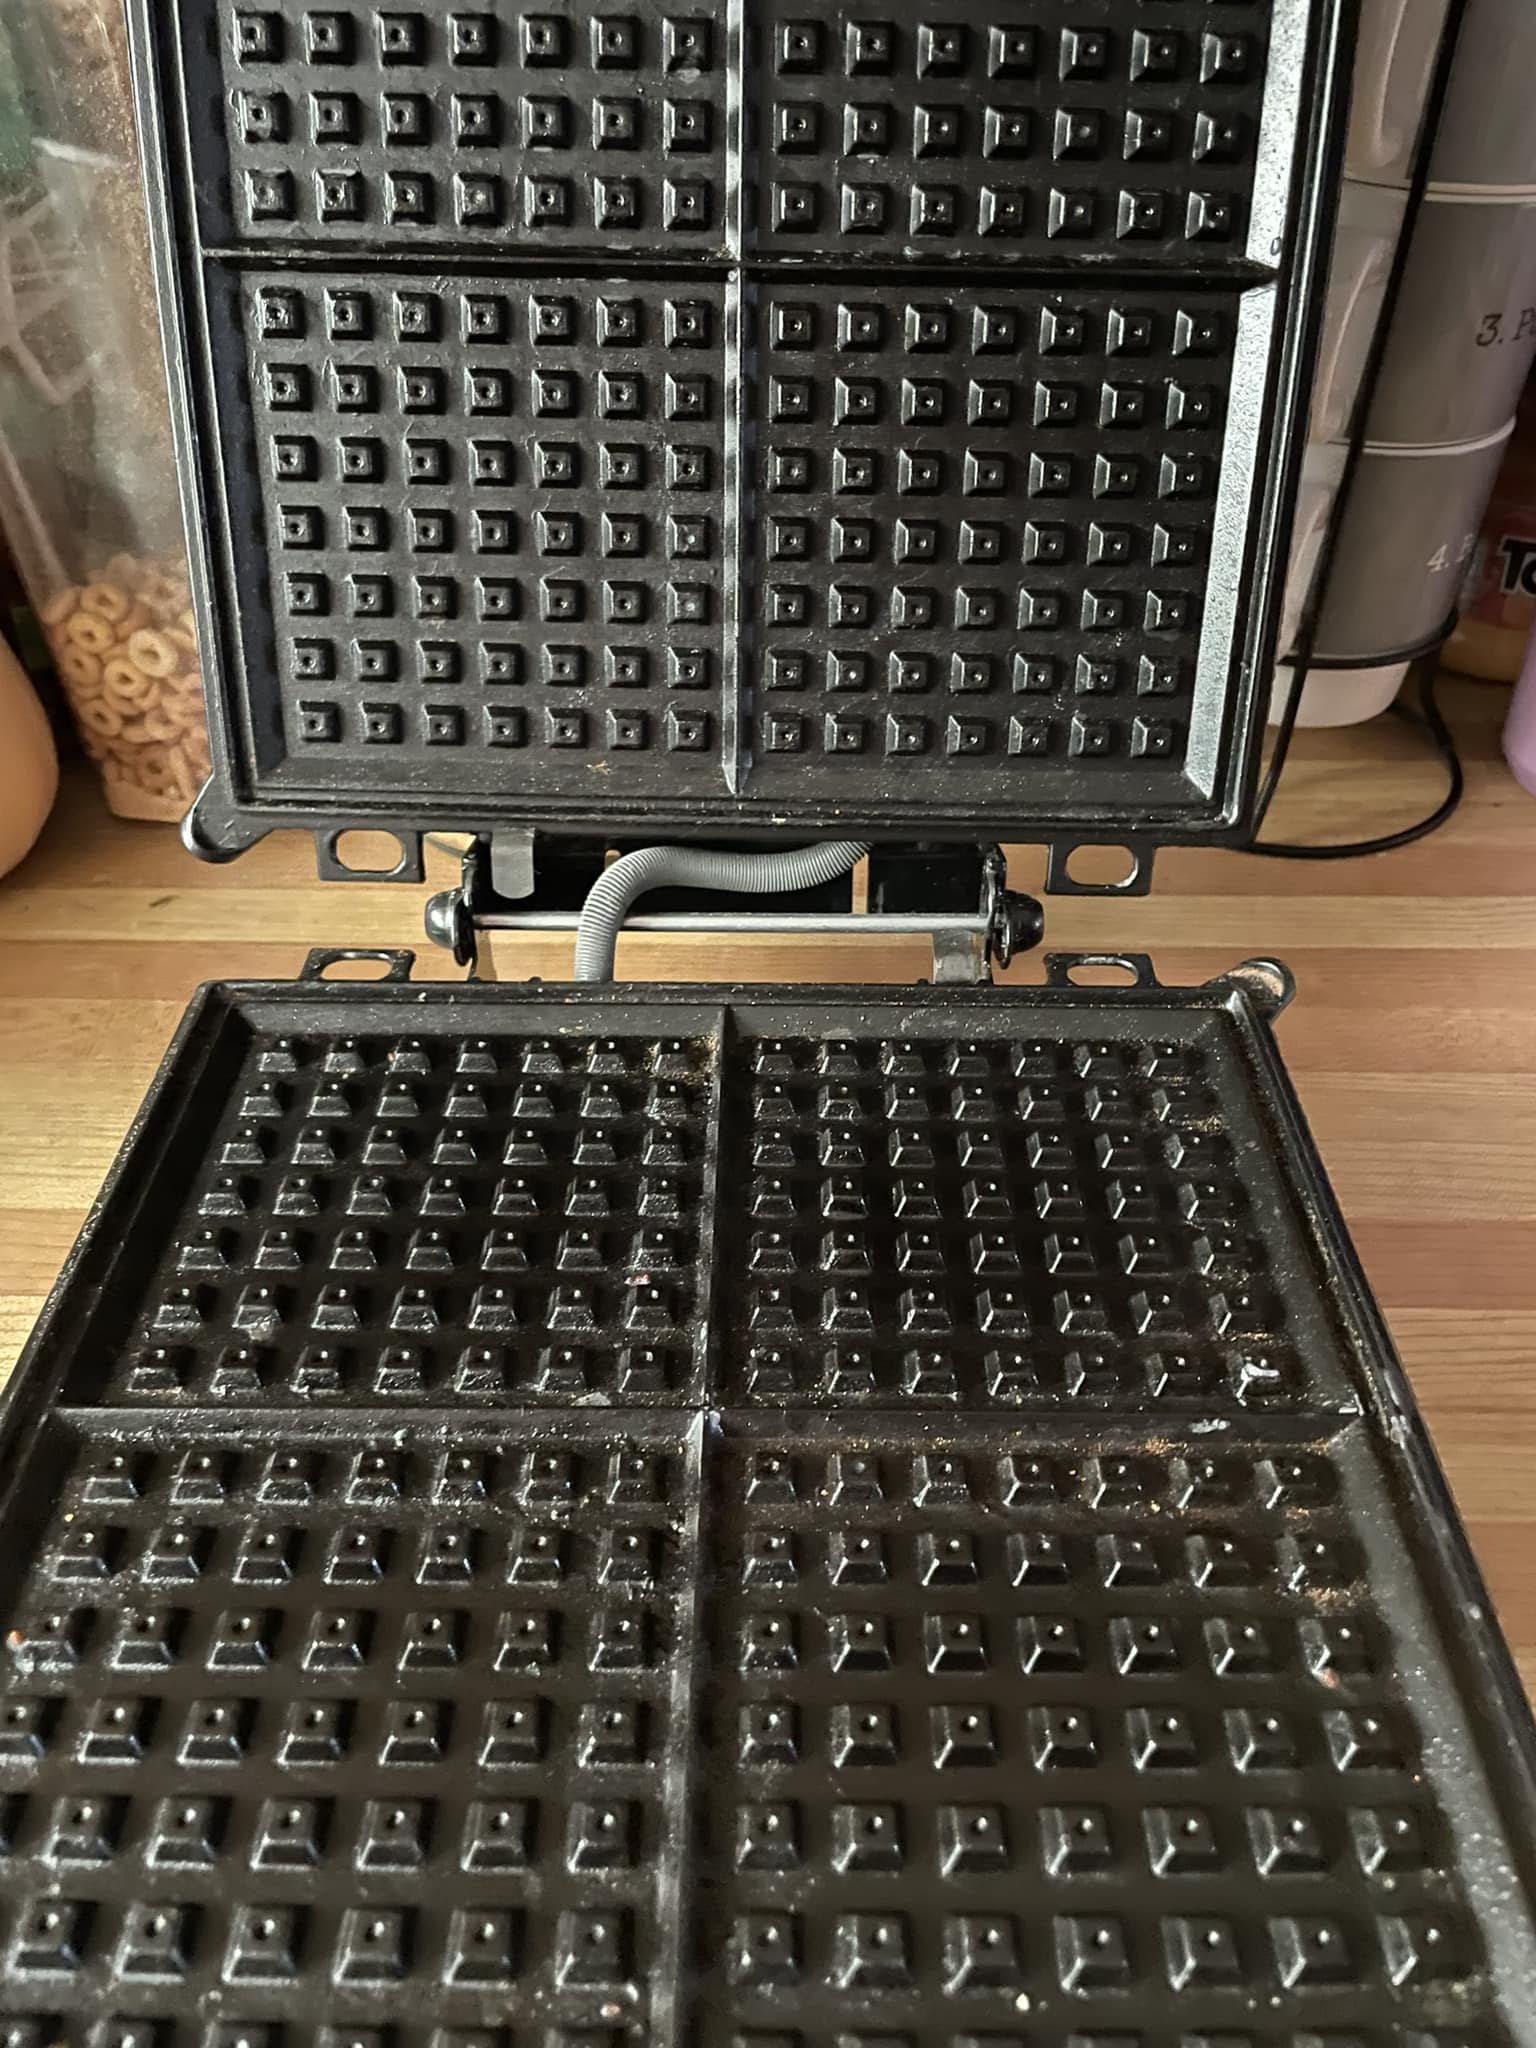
<box><xmin>5</xmin><ymin>3</ymin><xmax>1536</xmax><ymax>2042</ymax></box>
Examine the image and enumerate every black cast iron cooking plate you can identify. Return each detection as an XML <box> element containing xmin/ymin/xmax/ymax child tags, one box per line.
<box><xmin>2</xmin><ymin>968</ymin><xmax>1534</xmax><ymax>2045</ymax></box>
<box><xmin>130</xmin><ymin>0</ymin><xmax>1344</xmax><ymax>850</ymax></box>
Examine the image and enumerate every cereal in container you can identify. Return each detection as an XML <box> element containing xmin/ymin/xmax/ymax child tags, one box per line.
<box><xmin>0</xmin><ymin>0</ymin><xmax>208</xmax><ymax>821</ymax></box>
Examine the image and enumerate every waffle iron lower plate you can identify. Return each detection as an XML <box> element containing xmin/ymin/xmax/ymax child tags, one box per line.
<box><xmin>4</xmin><ymin>961</ymin><xmax>1534</xmax><ymax>2046</ymax></box>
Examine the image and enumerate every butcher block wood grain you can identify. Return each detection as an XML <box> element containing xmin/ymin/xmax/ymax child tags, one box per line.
<box><xmin>0</xmin><ymin>675</ymin><xmax>1532</xmax><ymax>1704</ymax></box>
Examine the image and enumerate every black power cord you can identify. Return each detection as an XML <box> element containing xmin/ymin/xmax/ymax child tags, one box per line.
<box><xmin>1243</xmin><ymin>657</ymin><xmax>1464</xmax><ymax>861</ymax></box>
<box><xmin>1245</xmin><ymin>0</ymin><xmax>1471</xmax><ymax>860</ymax></box>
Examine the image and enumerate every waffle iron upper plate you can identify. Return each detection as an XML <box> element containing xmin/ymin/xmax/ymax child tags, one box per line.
<box><xmin>130</xmin><ymin>0</ymin><xmax>1346</xmax><ymax>854</ymax></box>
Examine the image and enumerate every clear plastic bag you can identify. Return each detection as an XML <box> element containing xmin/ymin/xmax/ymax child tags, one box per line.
<box><xmin>0</xmin><ymin>1</ymin><xmax>207</xmax><ymax>820</ymax></box>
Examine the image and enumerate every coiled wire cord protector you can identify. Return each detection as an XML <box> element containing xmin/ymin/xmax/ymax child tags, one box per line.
<box><xmin>573</xmin><ymin>840</ymin><xmax>871</xmax><ymax>982</ymax></box>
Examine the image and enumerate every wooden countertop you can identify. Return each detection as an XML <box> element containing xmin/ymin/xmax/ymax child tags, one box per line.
<box><xmin>2</xmin><ymin>675</ymin><xmax>1532</xmax><ymax>1701</ymax></box>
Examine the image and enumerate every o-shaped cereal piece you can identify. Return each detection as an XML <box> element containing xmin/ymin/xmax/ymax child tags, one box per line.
<box><xmin>40</xmin><ymin>586</ymin><xmax>81</xmax><ymax>628</ymax></box>
<box><xmin>126</xmin><ymin>628</ymin><xmax>179</xmax><ymax>679</ymax></box>
<box><xmin>103</xmin><ymin>657</ymin><xmax>157</xmax><ymax>711</ymax></box>
<box><xmin>76</xmin><ymin>694</ymin><xmax>124</xmax><ymax>740</ymax></box>
<box><xmin>141</xmin><ymin>704</ymin><xmax>187</xmax><ymax>743</ymax></box>
<box><xmin>136</xmin><ymin>742</ymin><xmax>177</xmax><ymax>791</ymax></box>
<box><xmin>58</xmin><ymin>648</ymin><xmax>104</xmax><ymax>692</ymax></box>
<box><xmin>63</xmin><ymin>611</ymin><xmax>116</xmax><ymax>655</ymax></box>
<box><xmin>80</xmin><ymin>582</ymin><xmax>136</xmax><ymax>625</ymax></box>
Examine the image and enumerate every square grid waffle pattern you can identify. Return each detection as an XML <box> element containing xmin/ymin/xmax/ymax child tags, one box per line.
<box><xmin>743</xmin><ymin>282</ymin><xmax>1238</xmax><ymax>801</ymax></box>
<box><xmin>0</xmin><ymin>1428</ymin><xmax>697</xmax><ymax>2041</ymax></box>
<box><xmin>111</xmin><ymin>1023</ymin><xmax>719</xmax><ymax>1408</ymax></box>
<box><xmin>221</xmin><ymin>271</ymin><xmax>731</xmax><ymax>797</ymax></box>
<box><xmin>216</xmin><ymin>269</ymin><xmax>1241</xmax><ymax>804</ymax></box>
<box><xmin>203</xmin><ymin>3</ymin><xmax>1270</xmax><ymax>266</ymax></box>
<box><xmin>2</xmin><ymin>999</ymin><xmax>1527</xmax><ymax>2040</ymax></box>
<box><xmin>147</xmin><ymin>0</ymin><xmax>1314</xmax><ymax>832</ymax></box>
<box><xmin>0</xmin><ymin>1424</ymin><xmax>1516</xmax><ymax>2045</ymax></box>
<box><xmin>748</xmin><ymin>1</ymin><xmax>1271</xmax><ymax>264</ymax></box>
<box><xmin>85</xmin><ymin>1012</ymin><xmax>1341</xmax><ymax>1415</ymax></box>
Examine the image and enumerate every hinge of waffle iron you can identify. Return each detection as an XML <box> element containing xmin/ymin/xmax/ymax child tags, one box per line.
<box><xmin>424</xmin><ymin>836</ymin><xmax>1044</xmax><ymax>986</ymax></box>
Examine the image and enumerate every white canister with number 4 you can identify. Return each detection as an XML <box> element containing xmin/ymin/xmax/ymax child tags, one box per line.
<box><xmin>1308</xmin><ymin>423</ymin><xmax>1516</xmax><ymax>663</ymax></box>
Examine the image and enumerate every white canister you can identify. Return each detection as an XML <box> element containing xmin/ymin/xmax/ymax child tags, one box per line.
<box><xmin>1430</xmin><ymin>0</ymin><xmax>1536</xmax><ymax>193</ymax></box>
<box><xmin>1311</xmin><ymin>423</ymin><xmax>1516</xmax><ymax>662</ymax></box>
<box><xmin>1267</xmin><ymin>659</ymin><xmax>1412</xmax><ymax>729</ymax></box>
<box><xmin>1368</xmin><ymin>193</ymin><xmax>1536</xmax><ymax>447</ymax></box>
<box><xmin>1345</xmin><ymin>0</ymin><xmax>1453</xmax><ymax>187</ymax></box>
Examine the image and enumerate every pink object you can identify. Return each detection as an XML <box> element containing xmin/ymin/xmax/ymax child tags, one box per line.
<box><xmin>1505</xmin><ymin>625</ymin><xmax>1536</xmax><ymax>795</ymax></box>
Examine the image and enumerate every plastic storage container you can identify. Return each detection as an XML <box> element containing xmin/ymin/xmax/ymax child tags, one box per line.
<box><xmin>0</xmin><ymin>3</ymin><xmax>208</xmax><ymax>821</ymax></box>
